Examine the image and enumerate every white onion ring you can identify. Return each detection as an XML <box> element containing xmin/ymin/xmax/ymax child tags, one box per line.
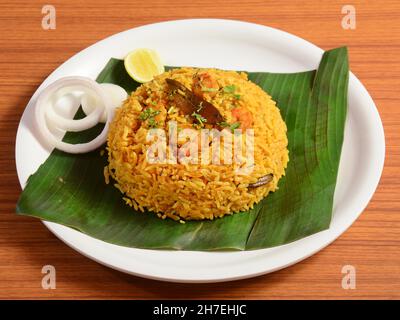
<box><xmin>35</xmin><ymin>76</ymin><xmax>112</xmax><ymax>154</ymax></box>
<box><xmin>45</xmin><ymin>85</ymin><xmax>104</xmax><ymax>132</ymax></box>
<box><xmin>82</xmin><ymin>83</ymin><xmax>127</xmax><ymax>123</ymax></box>
<box><xmin>52</xmin><ymin>92</ymin><xmax>81</xmax><ymax>118</ymax></box>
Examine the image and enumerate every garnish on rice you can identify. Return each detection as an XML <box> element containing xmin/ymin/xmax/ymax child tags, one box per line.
<box><xmin>218</xmin><ymin>121</ymin><xmax>241</xmax><ymax>133</ymax></box>
<box><xmin>139</xmin><ymin>107</ymin><xmax>161</xmax><ymax>128</ymax></box>
<box><xmin>223</xmin><ymin>84</ymin><xmax>241</xmax><ymax>99</ymax></box>
<box><xmin>166</xmin><ymin>78</ymin><xmax>224</xmax><ymax>126</ymax></box>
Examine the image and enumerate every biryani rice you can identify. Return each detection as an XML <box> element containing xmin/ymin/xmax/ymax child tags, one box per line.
<box><xmin>106</xmin><ymin>68</ymin><xmax>289</xmax><ymax>221</ymax></box>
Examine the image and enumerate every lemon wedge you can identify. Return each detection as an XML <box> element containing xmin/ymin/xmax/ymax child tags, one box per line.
<box><xmin>124</xmin><ymin>48</ymin><xmax>164</xmax><ymax>83</ymax></box>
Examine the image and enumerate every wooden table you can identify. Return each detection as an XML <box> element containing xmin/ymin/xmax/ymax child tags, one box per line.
<box><xmin>0</xmin><ymin>0</ymin><xmax>399</xmax><ymax>300</ymax></box>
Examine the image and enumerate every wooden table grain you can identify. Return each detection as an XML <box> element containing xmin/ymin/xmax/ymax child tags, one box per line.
<box><xmin>0</xmin><ymin>0</ymin><xmax>399</xmax><ymax>300</ymax></box>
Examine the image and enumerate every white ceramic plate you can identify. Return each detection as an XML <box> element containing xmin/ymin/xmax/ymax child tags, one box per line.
<box><xmin>15</xmin><ymin>19</ymin><xmax>385</xmax><ymax>283</ymax></box>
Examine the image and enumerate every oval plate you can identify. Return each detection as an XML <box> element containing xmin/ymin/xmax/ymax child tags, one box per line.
<box><xmin>15</xmin><ymin>19</ymin><xmax>385</xmax><ymax>283</ymax></box>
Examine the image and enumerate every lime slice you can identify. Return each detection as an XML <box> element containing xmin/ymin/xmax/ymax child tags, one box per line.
<box><xmin>124</xmin><ymin>48</ymin><xmax>164</xmax><ymax>83</ymax></box>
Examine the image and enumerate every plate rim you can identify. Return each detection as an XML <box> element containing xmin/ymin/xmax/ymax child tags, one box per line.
<box><xmin>15</xmin><ymin>18</ymin><xmax>385</xmax><ymax>283</ymax></box>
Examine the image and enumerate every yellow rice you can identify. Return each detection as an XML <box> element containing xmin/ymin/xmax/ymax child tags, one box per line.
<box><xmin>106</xmin><ymin>68</ymin><xmax>289</xmax><ymax>221</ymax></box>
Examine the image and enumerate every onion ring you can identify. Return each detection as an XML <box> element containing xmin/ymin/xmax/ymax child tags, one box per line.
<box><xmin>35</xmin><ymin>76</ymin><xmax>112</xmax><ymax>154</ymax></box>
<box><xmin>81</xmin><ymin>83</ymin><xmax>127</xmax><ymax>123</ymax></box>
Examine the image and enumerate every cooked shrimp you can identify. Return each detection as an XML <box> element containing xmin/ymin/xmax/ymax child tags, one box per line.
<box><xmin>231</xmin><ymin>107</ymin><xmax>253</xmax><ymax>130</ymax></box>
<box><xmin>192</xmin><ymin>72</ymin><xmax>219</xmax><ymax>98</ymax></box>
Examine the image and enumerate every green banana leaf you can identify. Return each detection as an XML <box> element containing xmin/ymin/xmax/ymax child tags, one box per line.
<box><xmin>16</xmin><ymin>47</ymin><xmax>349</xmax><ymax>250</ymax></box>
